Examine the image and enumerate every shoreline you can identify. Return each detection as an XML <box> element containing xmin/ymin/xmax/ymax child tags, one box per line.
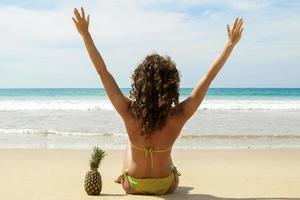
<box><xmin>1</xmin><ymin>109</ymin><xmax>300</xmax><ymax>149</ymax></box>
<box><xmin>2</xmin><ymin>146</ymin><xmax>300</xmax><ymax>150</ymax></box>
<box><xmin>1</xmin><ymin>149</ymin><xmax>300</xmax><ymax>199</ymax></box>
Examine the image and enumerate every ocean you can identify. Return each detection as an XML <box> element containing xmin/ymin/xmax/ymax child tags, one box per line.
<box><xmin>0</xmin><ymin>88</ymin><xmax>300</xmax><ymax>149</ymax></box>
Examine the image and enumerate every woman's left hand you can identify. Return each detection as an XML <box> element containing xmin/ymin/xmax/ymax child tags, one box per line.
<box><xmin>72</xmin><ymin>7</ymin><xmax>90</xmax><ymax>37</ymax></box>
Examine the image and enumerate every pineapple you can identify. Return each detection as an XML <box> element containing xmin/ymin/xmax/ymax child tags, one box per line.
<box><xmin>84</xmin><ymin>147</ymin><xmax>106</xmax><ymax>195</ymax></box>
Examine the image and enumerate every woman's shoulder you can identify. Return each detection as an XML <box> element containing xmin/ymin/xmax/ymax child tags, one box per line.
<box><xmin>168</xmin><ymin>105</ymin><xmax>186</xmax><ymax>126</ymax></box>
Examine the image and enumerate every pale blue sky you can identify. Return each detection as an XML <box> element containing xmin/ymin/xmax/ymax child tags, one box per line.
<box><xmin>0</xmin><ymin>0</ymin><xmax>299</xmax><ymax>88</ymax></box>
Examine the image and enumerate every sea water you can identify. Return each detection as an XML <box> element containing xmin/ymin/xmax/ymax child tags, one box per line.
<box><xmin>0</xmin><ymin>88</ymin><xmax>300</xmax><ymax>149</ymax></box>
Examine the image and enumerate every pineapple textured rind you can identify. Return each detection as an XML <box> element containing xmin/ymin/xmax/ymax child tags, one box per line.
<box><xmin>84</xmin><ymin>169</ymin><xmax>102</xmax><ymax>195</ymax></box>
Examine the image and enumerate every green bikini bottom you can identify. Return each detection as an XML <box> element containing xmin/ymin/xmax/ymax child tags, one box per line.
<box><xmin>116</xmin><ymin>166</ymin><xmax>181</xmax><ymax>195</ymax></box>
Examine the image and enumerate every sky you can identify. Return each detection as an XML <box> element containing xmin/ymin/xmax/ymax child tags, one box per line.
<box><xmin>0</xmin><ymin>0</ymin><xmax>299</xmax><ymax>88</ymax></box>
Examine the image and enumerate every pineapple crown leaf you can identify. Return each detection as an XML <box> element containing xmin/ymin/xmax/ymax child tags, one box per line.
<box><xmin>89</xmin><ymin>147</ymin><xmax>107</xmax><ymax>169</ymax></box>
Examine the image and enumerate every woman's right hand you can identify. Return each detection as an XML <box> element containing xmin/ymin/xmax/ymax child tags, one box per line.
<box><xmin>227</xmin><ymin>17</ymin><xmax>244</xmax><ymax>46</ymax></box>
<box><xmin>72</xmin><ymin>7</ymin><xmax>90</xmax><ymax>38</ymax></box>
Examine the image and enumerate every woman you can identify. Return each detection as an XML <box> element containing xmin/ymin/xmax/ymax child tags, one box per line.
<box><xmin>72</xmin><ymin>7</ymin><xmax>244</xmax><ymax>195</ymax></box>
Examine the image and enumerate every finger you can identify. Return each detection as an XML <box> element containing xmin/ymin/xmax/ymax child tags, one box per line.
<box><xmin>81</xmin><ymin>7</ymin><xmax>85</xmax><ymax>19</ymax></box>
<box><xmin>72</xmin><ymin>17</ymin><xmax>78</xmax><ymax>24</ymax></box>
<box><xmin>231</xmin><ymin>18</ymin><xmax>238</xmax><ymax>38</ymax></box>
<box><xmin>239</xmin><ymin>27</ymin><xmax>244</xmax><ymax>36</ymax></box>
<box><xmin>236</xmin><ymin>28</ymin><xmax>244</xmax><ymax>42</ymax></box>
<box><xmin>233</xmin><ymin>18</ymin><xmax>242</xmax><ymax>37</ymax></box>
<box><xmin>74</xmin><ymin>8</ymin><xmax>82</xmax><ymax>20</ymax></box>
<box><xmin>73</xmin><ymin>9</ymin><xmax>80</xmax><ymax>20</ymax></box>
<box><xmin>233</xmin><ymin>17</ymin><xmax>238</xmax><ymax>30</ymax></box>
<box><xmin>227</xmin><ymin>24</ymin><xmax>231</xmax><ymax>37</ymax></box>
<box><xmin>237</xmin><ymin>18</ymin><xmax>243</xmax><ymax>30</ymax></box>
<box><xmin>235</xmin><ymin>21</ymin><xmax>243</xmax><ymax>34</ymax></box>
<box><xmin>87</xmin><ymin>14</ymin><xmax>90</xmax><ymax>24</ymax></box>
<box><xmin>237</xmin><ymin>20</ymin><xmax>244</xmax><ymax>36</ymax></box>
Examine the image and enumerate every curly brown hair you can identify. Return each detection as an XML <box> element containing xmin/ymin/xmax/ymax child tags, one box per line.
<box><xmin>129</xmin><ymin>53</ymin><xmax>181</xmax><ymax>138</ymax></box>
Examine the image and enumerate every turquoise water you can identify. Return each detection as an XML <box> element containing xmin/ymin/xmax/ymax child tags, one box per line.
<box><xmin>0</xmin><ymin>88</ymin><xmax>300</xmax><ymax>111</ymax></box>
<box><xmin>1</xmin><ymin>88</ymin><xmax>300</xmax><ymax>100</ymax></box>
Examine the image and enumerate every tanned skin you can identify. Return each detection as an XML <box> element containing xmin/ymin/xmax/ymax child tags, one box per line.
<box><xmin>72</xmin><ymin>7</ymin><xmax>244</xmax><ymax>194</ymax></box>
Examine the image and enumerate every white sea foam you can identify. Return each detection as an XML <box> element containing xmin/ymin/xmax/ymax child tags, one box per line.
<box><xmin>1</xmin><ymin>128</ymin><xmax>299</xmax><ymax>139</ymax></box>
<box><xmin>1</xmin><ymin>128</ymin><xmax>300</xmax><ymax>149</ymax></box>
<box><xmin>0</xmin><ymin>99</ymin><xmax>300</xmax><ymax>111</ymax></box>
<box><xmin>0</xmin><ymin>128</ymin><xmax>125</xmax><ymax>137</ymax></box>
<box><xmin>0</xmin><ymin>99</ymin><xmax>114</xmax><ymax>111</ymax></box>
<box><xmin>201</xmin><ymin>99</ymin><xmax>300</xmax><ymax>110</ymax></box>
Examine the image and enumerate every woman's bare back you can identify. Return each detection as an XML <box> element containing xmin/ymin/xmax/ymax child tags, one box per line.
<box><xmin>122</xmin><ymin>106</ymin><xmax>184</xmax><ymax>178</ymax></box>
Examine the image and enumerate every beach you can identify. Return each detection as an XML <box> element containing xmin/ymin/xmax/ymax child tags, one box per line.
<box><xmin>1</xmin><ymin>149</ymin><xmax>300</xmax><ymax>199</ymax></box>
<box><xmin>1</xmin><ymin>88</ymin><xmax>300</xmax><ymax>199</ymax></box>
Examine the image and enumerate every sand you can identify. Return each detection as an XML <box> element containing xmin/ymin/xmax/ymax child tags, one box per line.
<box><xmin>0</xmin><ymin>149</ymin><xmax>300</xmax><ymax>200</ymax></box>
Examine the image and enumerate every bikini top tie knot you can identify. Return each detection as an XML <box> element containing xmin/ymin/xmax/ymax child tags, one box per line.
<box><xmin>145</xmin><ymin>147</ymin><xmax>153</xmax><ymax>156</ymax></box>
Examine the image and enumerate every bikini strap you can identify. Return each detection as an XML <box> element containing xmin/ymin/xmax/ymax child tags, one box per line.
<box><xmin>131</xmin><ymin>142</ymin><xmax>172</xmax><ymax>168</ymax></box>
<box><xmin>172</xmin><ymin>166</ymin><xmax>181</xmax><ymax>177</ymax></box>
<box><xmin>171</xmin><ymin>166</ymin><xmax>181</xmax><ymax>183</ymax></box>
<box><xmin>115</xmin><ymin>170</ymin><xmax>128</xmax><ymax>184</ymax></box>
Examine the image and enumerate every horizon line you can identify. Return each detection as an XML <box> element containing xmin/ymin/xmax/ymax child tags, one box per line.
<box><xmin>0</xmin><ymin>87</ymin><xmax>300</xmax><ymax>89</ymax></box>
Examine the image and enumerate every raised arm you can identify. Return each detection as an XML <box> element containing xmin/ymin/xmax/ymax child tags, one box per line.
<box><xmin>176</xmin><ymin>17</ymin><xmax>244</xmax><ymax>123</ymax></box>
<box><xmin>72</xmin><ymin>7</ymin><xmax>131</xmax><ymax>118</ymax></box>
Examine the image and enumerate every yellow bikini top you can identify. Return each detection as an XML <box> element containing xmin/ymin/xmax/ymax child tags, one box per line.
<box><xmin>130</xmin><ymin>142</ymin><xmax>172</xmax><ymax>168</ymax></box>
